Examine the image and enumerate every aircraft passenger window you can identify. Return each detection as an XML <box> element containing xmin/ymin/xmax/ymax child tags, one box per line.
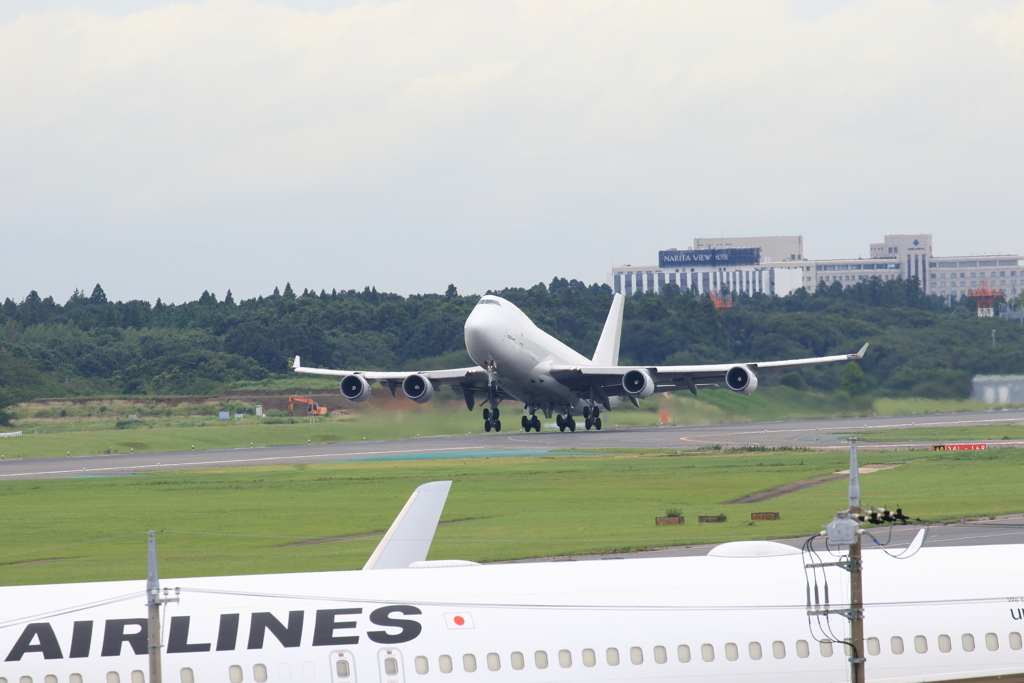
<box><xmin>414</xmin><ymin>656</ymin><xmax>429</xmax><ymax>675</ymax></box>
<box><xmin>606</xmin><ymin>648</ymin><xmax>620</xmax><ymax>666</ymax></box>
<box><xmin>724</xmin><ymin>643</ymin><xmax>738</xmax><ymax>661</ymax></box>
<box><xmin>279</xmin><ymin>664</ymin><xmax>291</xmax><ymax>682</ymax></box>
<box><xmin>18</xmin><ymin>678</ymin><xmax>29</xmax><ymax>683</ymax></box>
<box><xmin>891</xmin><ymin>637</ymin><xmax>904</xmax><ymax>655</ymax></box>
<box><xmin>71</xmin><ymin>676</ymin><xmax>84</xmax><ymax>683</ymax></box>
<box><xmin>986</xmin><ymin>633</ymin><xmax>999</xmax><ymax>651</ymax></box>
<box><xmin>630</xmin><ymin>647</ymin><xmax>643</xmax><ymax>665</ymax></box>
<box><xmin>653</xmin><ymin>645</ymin><xmax>667</xmax><ymax>664</ymax></box>
<box><xmin>181</xmin><ymin>671</ymin><xmax>195</xmax><ymax>683</ymax></box>
<box><xmin>44</xmin><ymin>677</ymin><xmax>57</xmax><ymax>683</ymax></box>
<box><xmin>439</xmin><ymin>655</ymin><xmax>453</xmax><ymax>674</ymax></box>
<box><xmin>510</xmin><ymin>652</ymin><xmax>525</xmax><ymax>670</ymax></box>
<box><xmin>463</xmin><ymin>654</ymin><xmax>477</xmax><ymax>672</ymax></box>
<box><xmin>485</xmin><ymin>653</ymin><xmax>499</xmax><ymax>671</ymax></box>
<box><xmin>582</xmin><ymin>649</ymin><xmax>596</xmax><ymax>667</ymax></box>
<box><xmin>132</xmin><ymin>672</ymin><xmax>145</xmax><ymax>683</ymax></box>
<box><xmin>748</xmin><ymin>642</ymin><xmax>762</xmax><ymax>660</ymax></box>
<box><xmin>677</xmin><ymin>645</ymin><xmax>691</xmax><ymax>663</ymax></box>
<box><xmin>558</xmin><ymin>650</ymin><xmax>572</xmax><ymax>668</ymax></box>
<box><xmin>334</xmin><ymin>660</ymin><xmax>350</xmax><ymax>681</ymax></box>
<box><xmin>534</xmin><ymin>651</ymin><xmax>548</xmax><ymax>669</ymax></box>
<box><xmin>843</xmin><ymin>643</ymin><xmax>853</xmax><ymax>657</ymax></box>
<box><xmin>867</xmin><ymin>638</ymin><xmax>880</xmax><ymax>656</ymax></box>
<box><xmin>107</xmin><ymin>674</ymin><xmax>120</xmax><ymax>683</ymax></box>
<box><xmin>938</xmin><ymin>635</ymin><xmax>951</xmax><ymax>653</ymax></box>
<box><xmin>228</xmin><ymin>665</ymin><xmax>243</xmax><ymax>683</ymax></box>
<box><xmin>701</xmin><ymin>644</ymin><xmax>714</xmax><ymax>662</ymax></box>
<box><xmin>915</xmin><ymin>636</ymin><xmax>928</xmax><ymax>654</ymax></box>
<box><xmin>772</xmin><ymin>641</ymin><xmax>786</xmax><ymax>659</ymax></box>
<box><xmin>796</xmin><ymin>640</ymin><xmax>810</xmax><ymax>658</ymax></box>
<box><xmin>819</xmin><ymin>641</ymin><xmax>833</xmax><ymax>657</ymax></box>
<box><xmin>253</xmin><ymin>664</ymin><xmax>268</xmax><ymax>682</ymax></box>
<box><xmin>386</xmin><ymin>658</ymin><xmax>400</xmax><ymax>676</ymax></box>
<box><xmin>1011</xmin><ymin>632</ymin><xmax>1022</xmax><ymax>650</ymax></box>
<box><xmin>962</xmin><ymin>634</ymin><xmax>976</xmax><ymax>652</ymax></box>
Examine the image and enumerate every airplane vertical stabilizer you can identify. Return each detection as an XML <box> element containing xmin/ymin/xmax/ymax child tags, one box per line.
<box><xmin>591</xmin><ymin>293</ymin><xmax>625</xmax><ymax>366</ymax></box>
<box><xmin>363</xmin><ymin>480</ymin><xmax>452</xmax><ymax>570</ymax></box>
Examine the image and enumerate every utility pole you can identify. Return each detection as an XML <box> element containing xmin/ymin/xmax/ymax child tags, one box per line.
<box><xmin>146</xmin><ymin>531</ymin><xmax>179</xmax><ymax>683</ymax></box>
<box><xmin>847</xmin><ymin>440</ymin><xmax>866</xmax><ymax>683</ymax></box>
<box><xmin>810</xmin><ymin>440</ymin><xmax>865</xmax><ymax>683</ymax></box>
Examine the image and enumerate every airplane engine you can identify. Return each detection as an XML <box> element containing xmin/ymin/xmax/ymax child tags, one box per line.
<box><xmin>402</xmin><ymin>374</ymin><xmax>435</xmax><ymax>404</ymax></box>
<box><xmin>340</xmin><ymin>375</ymin><xmax>372</xmax><ymax>403</ymax></box>
<box><xmin>725</xmin><ymin>365</ymin><xmax>759</xmax><ymax>395</ymax></box>
<box><xmin>622</xmin><ymin>369</ymin><xmax>656</xmax><ymax>399</ymax></box>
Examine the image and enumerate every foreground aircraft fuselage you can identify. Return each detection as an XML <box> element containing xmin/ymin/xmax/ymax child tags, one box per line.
<box><xmin>3</xmin><ymin>545</ymin><xmax>1023</xmax><ymax>683</ymax></box>
<box><xmin>293</xmin><ymin>294</ymin><xmax>868</xmax><ymax>433</ymax></box>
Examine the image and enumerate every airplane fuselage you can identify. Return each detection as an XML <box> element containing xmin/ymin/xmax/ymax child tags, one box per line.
<box><xmin>463</xmin><ymin>296</ymin><xmax>620</xmax><ymax>416</ymax></box>
<box><xmin>3</xmin><ymin>545</ymin><xmax>1022</xmax><ymax>683</ymax></box>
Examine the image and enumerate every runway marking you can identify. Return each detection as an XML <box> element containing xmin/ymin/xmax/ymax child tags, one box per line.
<box><xmin>0</xmin><ymin>445</ymin><xmax>489</xmax><ymax>479</ymax></box>
<box><xmin>678</xmin><ymin>416</ymin><xmax>1024</xmax><ymax>442</ymax></box>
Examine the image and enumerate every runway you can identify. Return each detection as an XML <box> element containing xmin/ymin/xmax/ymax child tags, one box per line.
<box><xmin>2</xmin><ymin>408</ymin><xmax>1023</xmax><ymax>480</ymax></box>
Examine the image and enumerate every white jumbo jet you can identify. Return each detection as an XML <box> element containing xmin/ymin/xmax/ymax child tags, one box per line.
<box><xmin>292</xmin><ymin>293</ymin><xmax>868</xmax><ymax>433</ymax></box>
<box><xmin>2</xmin><ymin>481</ymin><xmax>1023</xmax><ymax>683</ymax></box>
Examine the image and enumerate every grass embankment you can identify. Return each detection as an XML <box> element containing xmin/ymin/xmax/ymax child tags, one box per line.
<box><xmin>2</xmin><ymin>447</ymin><xmax>1023</xmax><ymax>586</ymax></box>
<box><xmin>1</xmin><ymin>388</ymin><xmax>1005</xmax><ymax>460</ymax></box>
<box><xmin>853</xmin><ymin>425</ymin><xmax>1024</xmax><ymax>443</ymax></box>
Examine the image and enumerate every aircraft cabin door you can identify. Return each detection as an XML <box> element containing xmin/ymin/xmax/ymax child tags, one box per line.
<box><xmin>330</xmin><ymin>650</ymin><xmax>356</xmax><ymax>683</ymax></box>
<box><xmin>378</xmin><ymin>648</ymin><xmax>405</xmax><ymax>683</ymax></box>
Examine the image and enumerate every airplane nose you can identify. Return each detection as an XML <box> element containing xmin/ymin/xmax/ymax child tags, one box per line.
<box><xmin>464</xmin><ymin>307</ymin><xmax>500</xmax><ymax>362</ymax></box>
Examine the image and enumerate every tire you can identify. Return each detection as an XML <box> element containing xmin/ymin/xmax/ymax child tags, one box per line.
<box><xmin>556</xmin><ymin>414</ymin><xmax>564</xmax><ymax>429</ymax></box>
<box><xmin>582</xmin><ymin>406</ymin><xmax>590</xmax><ymax>419</ymax></box>
<box><xmin>521</xmin><ymin>416</ymin><xmax>530</xmax><ymax>431</ymax></box>
<box><xmin>493</xmin><ymin>408</ymin><xmax>500</xmax><ymax>420</ymax></box>
<box><xmin>595</xmin><ymin>417</ymin><xmax>602</xmax><ymax>430</ymax></box>
<box><xmin>585</xmin><ymin>417</ymin><xmax>592</xmax><ymax>430</ymax></box>
<box><xmin>568</xmin><ymin>419</ymin><xmax>576</xmax><ymax>433</ymax></box>
<box><xmin>484</xmin><ymin>420</ymin><xmax>492</xmax><ymax>432</ymax></box>
<box><xmin>494</xmin><ymin>420</ymin><xmax>501</xmax><ymax>432</ymax></box>
<box><xmin>531</xmin><ymin>415</ymin><xmax>541</xmax><ymax>431</ymax></box>
<box><xmin>483</xmin><ymin>408</ymin><xmax>490</xmax><ymax>421</ymax></box>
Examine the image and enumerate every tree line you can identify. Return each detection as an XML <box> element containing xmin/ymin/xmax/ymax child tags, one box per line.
<box><xmin>2</xmin><ymin>276</ymin><xmax>1023</xmax><ymax>426</ymax></box>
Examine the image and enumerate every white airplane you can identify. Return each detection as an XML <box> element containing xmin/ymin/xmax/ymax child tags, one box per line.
<box><xmin>2</xmin><ymin>481</ymin><xmax>1022</xmax><ymax>683</ymax></box>
<box><xmin>292</xmin><ymin>293</ymin><xmax>868</xmax><ymax>433</ymax></box>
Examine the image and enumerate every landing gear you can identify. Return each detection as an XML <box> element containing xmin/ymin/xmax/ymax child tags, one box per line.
<box><xmin>583</xmin><ymin>405</ymin><xmax>602</xmax><ymax>430</ymax></box>
<box><xmin>521</xmin><ymin>415</ymin><xmax>530</xmax><ymax>431</ymax></box>
<box><xmin>557</xmin><ymin>413</ymin><xmax>576</xmax><ymax>432</ymax></box>
<box><xmin>482</xmin><ymin>407</ymin><xmax>501</xmax><ymax>432</ymax></box>
<box><xmin>531</xmin><ymin>415</ymin><xmax>540</xmax><ymax>431</ymax></box>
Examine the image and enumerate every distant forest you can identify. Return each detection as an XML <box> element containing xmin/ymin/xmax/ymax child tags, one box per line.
<box><xmin>2</xmin><ymin>277</ymin><xmax>1024</xmax><ymax>424</ymax></box>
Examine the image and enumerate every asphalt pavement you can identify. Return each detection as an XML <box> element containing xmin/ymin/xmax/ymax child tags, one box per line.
<box><xmin>2</xmin><ymin>408</ymin><xmax>1023</xmax><ymax>480</ymax></box>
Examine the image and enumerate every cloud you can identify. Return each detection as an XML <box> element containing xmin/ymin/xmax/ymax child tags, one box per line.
<box><xmin>1</xmin><ymin>0</ymin><xmax>1023</xmax><ymax>302</ymax></box>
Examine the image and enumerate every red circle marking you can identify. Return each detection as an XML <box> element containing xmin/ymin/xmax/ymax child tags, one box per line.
<box><xmin>453</xmin><ymin>616</ymin><xmax>465</xmax><ymax>626</ymax></box>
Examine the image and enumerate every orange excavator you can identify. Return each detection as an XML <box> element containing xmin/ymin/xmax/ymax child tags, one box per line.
<box><xmin>288</xmin><ymin>395</ymin><xmax>327</xmax><ymax>417</ymax></box>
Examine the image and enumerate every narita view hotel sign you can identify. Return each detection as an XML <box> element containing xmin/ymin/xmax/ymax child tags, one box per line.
<box><xmin>658</xmin><ymin>248</ymin><xmax>761</xmax><ymax>268</ymax></box>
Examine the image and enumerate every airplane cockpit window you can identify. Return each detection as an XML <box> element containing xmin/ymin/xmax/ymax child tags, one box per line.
<box><xmin>477</xmin><ymin>299</ymin><xmax>501</xmax><ymax>306</ymax></box>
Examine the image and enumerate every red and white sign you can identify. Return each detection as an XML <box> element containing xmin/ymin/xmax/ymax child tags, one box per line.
<box><xmin>444</xmin><ymin>612</ymin><xmax>475</xmax><ymax>629</ymax></box>
<box><xmin>932</xmin><ymin>443</ymin><xmax>988</xmax><ymax>451</ymax></box>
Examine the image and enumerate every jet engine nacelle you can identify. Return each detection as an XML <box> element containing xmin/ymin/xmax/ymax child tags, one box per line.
<box><xmin>622</xmin><ymin>369</ymin><xmax>656</xmax><ymax>399</ymax></box>
<box><xmin>402</xmin><ymin>374</ymin><xmax>435</xmax><ymax>404</ymax></box>
<box><xmin>340</xmin><ymin>375</ymin><xmax>372</xmax><ymax>403</ymax></box>
<box><xmin>725</xmin><ymin>365</ymin><xmax>758</xmax><ymax>395</ymax></box>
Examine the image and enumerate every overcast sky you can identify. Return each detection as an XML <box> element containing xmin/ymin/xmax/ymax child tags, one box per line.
<box><xmin>2</xmin><ymin>0</ymin><xmax>1023</xmax><ymax>304</ymax></box>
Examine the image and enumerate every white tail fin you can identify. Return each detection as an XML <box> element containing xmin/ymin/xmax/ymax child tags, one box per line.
<box><xmin>592</xmin><ymin>293</ymin><xmax>625</xmax><ymax>365</ymax></box>
<box><xmin>363</xmin><ymin>481</ymin><xmax>452</xmax><ymax>570</ymax></box>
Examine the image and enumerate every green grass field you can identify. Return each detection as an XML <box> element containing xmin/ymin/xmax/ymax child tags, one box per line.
<box><xmin>852</xmin><ymin>424</ymin><xmax>1024</xmax><ymax>442</ymax></box>
<box><xmin>3</xmin><ymin>446</ymin><xmax>1023</xmax><ymax>587</ymax></box>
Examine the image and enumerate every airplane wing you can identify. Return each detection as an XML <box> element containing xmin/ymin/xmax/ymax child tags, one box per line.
<box><xmin>364</xmin><ymin>480</ymin><xmax>452</xmax><ymax>570</ymax></box>
<box><xmin>291</xmin><ymin>356</ymin><xmax>505</xmax><ymax>409</ymax></box>
<box><xmin>547</xmin><ymin>343</ymin><xmax>869</xmax><ymax>406</ymax></box>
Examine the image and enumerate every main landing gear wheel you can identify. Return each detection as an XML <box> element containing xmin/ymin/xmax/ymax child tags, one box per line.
<box><xmin>494</xmin><ymin>419</ymin><xmax>501</xmax><ymax>432</ymax></box>
<box><xmin>522</xmin><ymin>415</ymin><xmax>531</xmax><ymax>431</ymax></box>
<box><xmin>594</xmin><ymin>417</ymin><xmax>602</xmax><ymax>430</ymax></box>
<box><xmin>531</xmin><ymin>415</ymin><xmax>540</xmax><ymax>431</ymax></box>
<box><xmin>556</xmin><ymin>414</ymin><xmax>565</xmax><ymax>432</ymax></box>
<box><xmin>567</xmin><ymin>417</ymin><xmax>576</xmax><ymax>432</ymax></box>
<box><xmin>484</xmin><ymin>420</ymin><xmax>492</xmax><ymax>432</ymax></box>
<box><xmin>585</xmin><ymin>417</ymin><xmax>592</xmax><ymax>430</ymax></box>
<box><xmin>483</xmin><ymin>408</ymin><xmax>490</xmax><ymax>421</ymax></box>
